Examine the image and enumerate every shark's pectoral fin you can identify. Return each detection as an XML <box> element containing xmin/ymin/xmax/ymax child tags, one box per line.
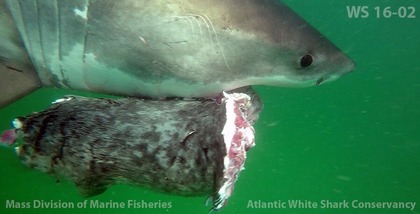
<box><xmin>0</xmin><ymin>64</ymin><xmax>40</xmax><ymax>108</ymax></box>
<box><xmin>0</xmin><ymin>3</ymin><xmax>41</xmax><ymax>108</ymax></box>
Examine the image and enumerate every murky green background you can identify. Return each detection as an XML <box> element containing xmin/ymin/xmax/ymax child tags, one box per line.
<box><xmin>1</xmin><ymin>0</ymin><xmax>419</xmax><ymax>213</ymax></box>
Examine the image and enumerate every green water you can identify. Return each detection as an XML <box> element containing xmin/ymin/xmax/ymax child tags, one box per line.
<box><xmin>1</xmin><ymin>0</ymin><xmax>419</xmax><ymax>213</ymax></box>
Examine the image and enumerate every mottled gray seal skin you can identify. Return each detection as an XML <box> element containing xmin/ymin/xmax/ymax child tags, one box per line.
<box><xmin>19</xmin><ymin>97</ymin><xmax>223</xmax><ymax>196</ymax></box>
<box><xmin>9</xmin><ymin>87</ymin><xmax>261</xmax><ymax>211</ymax></box>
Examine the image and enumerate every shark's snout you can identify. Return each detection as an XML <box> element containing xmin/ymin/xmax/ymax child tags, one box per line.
<box><xmin>316</xmin><ymin>58</ymin><xmax>355</xmax><ymax>86</ymax></box>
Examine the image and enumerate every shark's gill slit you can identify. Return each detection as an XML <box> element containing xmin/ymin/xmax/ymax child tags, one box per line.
<box><xmin>189</xmin><ymin>14</ymin><xmax>231</xmax><ymax>71</ymax></box>
<box><xmin>175</xmin><ymin>16</ymin><xmax>195</xmax><ymax>34</ymax></box>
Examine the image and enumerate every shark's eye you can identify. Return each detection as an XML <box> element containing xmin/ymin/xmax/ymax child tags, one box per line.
<box><xmin>300</xmin><ymin>54</ymin><xmax>313</xmax><ymax>68</ymax></box>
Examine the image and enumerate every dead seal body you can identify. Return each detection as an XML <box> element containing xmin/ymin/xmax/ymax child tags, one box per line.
<box><xmin>3</xmin><ymin>88</ymin><xmax>262</xmax><ymax>211</ymax></box>
<box><xmin>19</xmin><ymin>97</ymin><xmax>227</xmax><ymax>197</ymax></box>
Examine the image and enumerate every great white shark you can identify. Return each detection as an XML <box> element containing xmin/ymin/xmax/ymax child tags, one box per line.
<box><xmin>0</xmin><ymin>0</ymin><xmax>354</xmax><ymax>107</ymax></box>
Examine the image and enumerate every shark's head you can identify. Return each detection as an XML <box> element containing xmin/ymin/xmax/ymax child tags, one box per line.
<box><xmin>266</xmin><ymin>28</ymin><xmax>356</xmax><ymax>87</ymax></box>
<box><xmin>267</xmin><ymin>15</ymin><xmax>355</xmax><ymax>87</ymax></box>
<box><xmin>219</xmin><ymin>0</ymin><xmax>355</xmax><ymax>88</ymax></box>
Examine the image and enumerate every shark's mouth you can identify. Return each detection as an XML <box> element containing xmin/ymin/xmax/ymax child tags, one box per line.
<box><xmin>0</xmin><ymin>87</ymin><xmax>262</xmax><ymax>212</ymax></box>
